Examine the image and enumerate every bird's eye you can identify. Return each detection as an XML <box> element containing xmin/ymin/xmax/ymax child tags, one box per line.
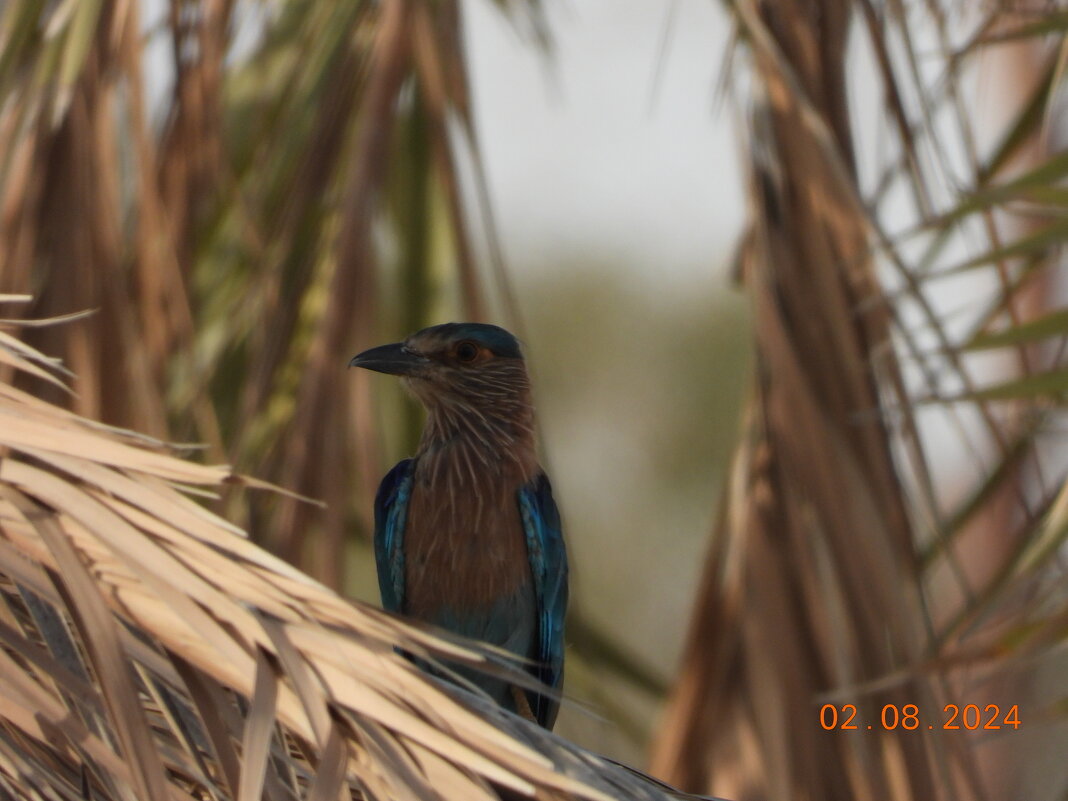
<box><xmin>455</xmin><ymin>341</ymin><xmax>480</xmax><ymax>363</ymax></box>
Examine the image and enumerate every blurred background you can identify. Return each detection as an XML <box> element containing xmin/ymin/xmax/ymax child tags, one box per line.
<box><xmin>3</xmin><ymin>1</ymin><xmax>1068</xmax><ymax>800</ymax></box>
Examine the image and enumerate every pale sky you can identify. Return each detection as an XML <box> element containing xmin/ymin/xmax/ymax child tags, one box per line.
<box><xmin>464</xmin><ymin>0</ymin><xmax>744</xmax><ymax>287</ymax></box>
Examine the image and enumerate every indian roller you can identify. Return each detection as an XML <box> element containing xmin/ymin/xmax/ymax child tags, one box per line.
<box><xmin>349</xmin><ymin>322</ymin><xmax>568</xmax><ymax>729</ymax></box>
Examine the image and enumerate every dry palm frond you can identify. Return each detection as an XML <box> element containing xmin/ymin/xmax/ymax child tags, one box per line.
<box><xmin>650</xmin><ymin>2</ymin><xmax>943</xmax><ymax>793</ymax></box>
<box><xmin>0</xmin><ymin>308</ymin><xmax>687</xmax><ymax>801</ymax></box>
<box><xmin>653</xmin><ymin>2</ymin><xmax>1068</xmax><ymax>801</ymax></box>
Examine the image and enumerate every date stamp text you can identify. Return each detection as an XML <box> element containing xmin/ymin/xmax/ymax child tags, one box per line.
<box><xmin>820</xmin><ymin>703</ymin><xmax>1020</xmax><ymax>731</ymax></box>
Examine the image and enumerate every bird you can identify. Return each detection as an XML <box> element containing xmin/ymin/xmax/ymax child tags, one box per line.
<box><xmin>349</xmin><ymin>322</ymin><xmax>568</xmax><ymax>729</ymax></box>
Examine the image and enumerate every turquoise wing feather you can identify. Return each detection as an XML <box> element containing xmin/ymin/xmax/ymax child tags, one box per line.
<box><xmin>518</xmin><ymin>472</ymin><xmax>569</xmax><ymax>729</ymax></box>
<box><xmin>373</xmin><ymin>459</ymin><xmax>413</xmax><ymax>613</ymax></box>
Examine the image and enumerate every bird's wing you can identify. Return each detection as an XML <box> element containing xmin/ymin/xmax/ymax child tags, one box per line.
<box><xmin>518</xmin><ymin>472</ymin><xmax>569</xmax><ymax>729</ymax></box>
<box><xmin>373</xmin><ymin>458</ymin><xmax>414</xmax><ymax>613</ymax></box>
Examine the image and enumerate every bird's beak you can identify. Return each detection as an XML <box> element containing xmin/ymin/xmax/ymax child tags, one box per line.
<box><xmin>348</xmin><ymin>342</ymin><xmax>427</xmax><ymax>376</ymax></box>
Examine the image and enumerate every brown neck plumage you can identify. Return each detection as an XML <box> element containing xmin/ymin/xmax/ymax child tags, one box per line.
<box><xmin>412</xmin><ymin>361</ymin><xmax>540</xmax><ymax>503</ymax></box>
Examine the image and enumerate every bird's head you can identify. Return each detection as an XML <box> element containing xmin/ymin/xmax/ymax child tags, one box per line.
<box><xmin>349</xmin><ymin>322</ymin><xmax>531</xmax><ymax>417</ymax></box>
